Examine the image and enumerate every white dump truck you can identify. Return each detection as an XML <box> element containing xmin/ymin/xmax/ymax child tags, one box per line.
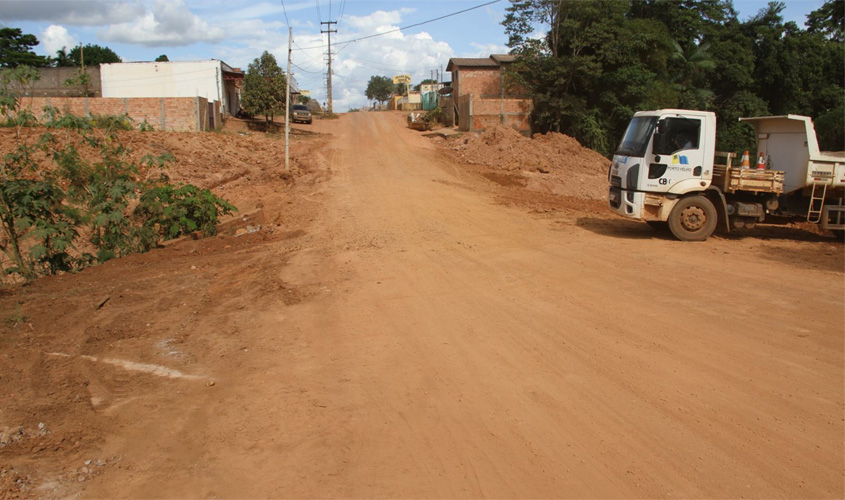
<box><xmin>608</xmin><ymin>109</ymin><xmax>845</xmax><ymax>241</ymax></box>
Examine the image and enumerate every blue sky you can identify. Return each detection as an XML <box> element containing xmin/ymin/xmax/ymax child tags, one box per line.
<box><xmin>0</xmin><ymin>0</ymin><xmax>827</xmax><ymax>111</ymax></box>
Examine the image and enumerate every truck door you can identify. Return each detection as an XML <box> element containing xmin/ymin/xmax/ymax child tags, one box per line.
<box><xmin>644</xmin><ymin>117</ymin><xmax>705</xmax><ymax>192</ymax></box>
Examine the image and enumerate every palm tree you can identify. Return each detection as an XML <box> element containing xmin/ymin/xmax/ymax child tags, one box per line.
<box><xmin>671</xmin><ymin>39</ymin><xmax>716</xmax><ymax>108</ymax></box>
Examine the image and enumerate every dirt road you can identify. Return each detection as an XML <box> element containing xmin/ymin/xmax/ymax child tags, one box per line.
<box><xmin>3</xmin><ymin>112</ymin><xmax>843</xmax><ymax>498</ymax></box>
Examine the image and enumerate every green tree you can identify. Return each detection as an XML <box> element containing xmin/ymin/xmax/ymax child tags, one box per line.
<box><xmin>365</xmin><ymin>76</ymin><xmax>394</xmax><ymax>105</ymax></box>
<box><xmin>503</xmin><ymin>0</ymin><xmax>566</xmax><ymax>57</ymax></box>
<box><xmin>241</xmin><ymin>51</ymin><xmax>287</xmax><ymax>123</ymax></box>
<box><xmin>55</xmin><ymin>44</ymin><xmax>121</xmax><ymax>67</ymax></box>
<box><xmin>806</xmin><ymin>0</ymin><xmax>844</xmax><ymax>42</ymax></box>
<box><xmin>0</xmin><ymin>28</ymin><xmax>50</xmax><ymax>68</ymax></box>
<box><xmin>503</xmin><ymin>0</ymin><xmax>843</xmax><ymax>156</ymax></box>
<box><xmin>155</xmin><ymin>54</ymin><xmax>170</xmax><ymax>62</ymax></box>
<box><xmin>670</xmin><ymin>39</ymin><xmax>716</xmax><ymax>108</ymax></box>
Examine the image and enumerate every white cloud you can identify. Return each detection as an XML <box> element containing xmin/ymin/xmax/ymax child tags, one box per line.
<box><xmin>0</xmin><ymin>0</ymin><xmax>145</xmax><ymax>26</ymax></box>
<box><xmin>40</xmin><ymin>25</ymin><xmax>78</xmax><ymax>56</ymax></box>
<box><xmin>468</xmin><ymin>42</ymin><xmax>509</xmax><ymax>58</ymax></box>
<box><xmin>344</xmin><ymin>10</ymin><xmax>403</xmax><ymax>31</ymax></box>
<box><xmin>313</xmin><ymin>12</ymin><xmax>455</xmax><ymax>111</ymax></box>
<box><xmin>99</xmin><ymin>0</ymin><xmax>225</xmax><ymax>47</ymax></box>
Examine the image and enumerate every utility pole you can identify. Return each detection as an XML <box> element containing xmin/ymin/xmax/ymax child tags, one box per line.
<box><xmin>321</xmin><ymin>20</ymin><xmax>337</xmax><ymax>114</ymax></box>
<box><xmin>285</xmin><ymin>27</ymin><xmax>291</xmax><ymax>172</ymax></box>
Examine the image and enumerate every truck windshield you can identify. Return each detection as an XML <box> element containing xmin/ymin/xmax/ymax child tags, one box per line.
<box><xmin>616</xmin><ymin>116</ymin><xmax>657</xmax><ymax>157</ymax></box>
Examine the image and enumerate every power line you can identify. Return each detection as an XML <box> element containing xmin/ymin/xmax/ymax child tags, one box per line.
<box><xmin>292</xmin><ymin>62</ymin><xmax>323</xmax><ymax>75</ymax></box>
<box><xmin>280</xmin><ymin>0</ymin><xmax>290</xmax><ymax>27</ymax></box>
<box><xmin>294</xmin><ymin>0</ymin><xmax>502</xmax><ymax>51</ymax></box>
<box><xmin>342</xmin><ymin>55</ymin><xmax>417</xmax><ymax>73</ymax></box>
<box><xmin>337</xmin><ymin>0</ymin><xmax>347</xmax><ymax>26</ymax></box>
<box><xmin>293</xmin><ymin>39</ymin><xmax>324</xmax><ymax>65</ymax></box>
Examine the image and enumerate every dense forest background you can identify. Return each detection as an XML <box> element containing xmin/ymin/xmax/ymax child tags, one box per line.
<box><xmin>503</xmin><ymin>0</ymin><xmax>844</xmax><ymax>157</ymax></box>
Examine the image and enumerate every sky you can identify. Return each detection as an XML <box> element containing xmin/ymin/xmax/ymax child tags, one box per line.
<box><xmin>0</xmin><ymin>0</ymin><xmax>828</xmax><ymax>111</ymax></box>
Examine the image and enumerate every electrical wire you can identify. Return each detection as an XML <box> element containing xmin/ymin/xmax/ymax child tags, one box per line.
<box><xmin>280</xmin><ymin>0</ymin><xmax>290</xmax><ymax>27</ymax></box>
<box><xmin>292</xmin><ymin>62</ymin><xmax>324</xmax><ymax>75</ymax></box>
<box><xmin>293</xmin><ymin>0</ymin><xmax>502</xmax><ymax>51</ymax></box>
<box><xmin>292</xmin><ymin>39</ymin><xmax>324</xmax><ymax>65</ymax></box>
<box><xmin>337</xmin><ymin>0</ymin><xmax>347</xmax><ymax>26</ymax></box>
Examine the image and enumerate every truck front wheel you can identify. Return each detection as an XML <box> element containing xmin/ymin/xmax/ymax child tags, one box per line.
<box><xmin>667</xmin><ymin>195</ymin><xmax>717</xmax><ymax>241</ymax></box>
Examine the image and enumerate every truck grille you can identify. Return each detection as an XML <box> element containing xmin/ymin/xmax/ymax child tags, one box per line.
<box><xmin>610</xmin><ymin>175</ymin><xmax>622</xmax><ymax>188</ymax></box>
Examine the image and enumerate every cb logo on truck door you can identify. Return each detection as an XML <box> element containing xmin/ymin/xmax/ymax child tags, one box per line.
<box><xmin>658</xmin><ymin>178</ymin><xmax>669</xmax><ymax>185</ymax></box>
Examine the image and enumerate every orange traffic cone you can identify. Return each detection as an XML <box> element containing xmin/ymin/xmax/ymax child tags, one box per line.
<box><xmin>740</xmin><ymin>150</ymin><xmax>750</xmax><ymax>168</ymax></box>
<box><xmin>756</xmin><ymin>152</ymin><xmax>766</xmax><ymax>170</ymax></box>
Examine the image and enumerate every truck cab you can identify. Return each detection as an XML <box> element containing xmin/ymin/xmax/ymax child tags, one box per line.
<box><xmin>609</xmin><ymin>109</ymin><xmax>716</xmax><ymax>219</ymax></box>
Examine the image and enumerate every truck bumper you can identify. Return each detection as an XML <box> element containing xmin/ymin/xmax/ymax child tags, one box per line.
<box><xmin>608</xmin><ymin>187</ymin><xmax>646</xmax><ymax>218</ymax></box>
<box><xmin>609</xmin><ymin>187</ymin><xmax>679</xmax><ymax>221</ymax></box>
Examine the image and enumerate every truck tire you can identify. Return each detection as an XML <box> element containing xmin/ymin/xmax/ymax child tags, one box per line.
<box><xmin>667</xmin><ymin>195</ymin><xmax>717</xmax><ymax>241</ymax></box>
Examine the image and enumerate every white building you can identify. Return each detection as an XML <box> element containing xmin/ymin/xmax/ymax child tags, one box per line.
<box><xmin>100</xmin><ymin>60</ymin><xmax>244</xmax><ymax>117</ymax></box>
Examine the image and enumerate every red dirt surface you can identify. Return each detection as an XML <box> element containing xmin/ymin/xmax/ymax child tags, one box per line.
<box><xmin>0</xmin><ymin>111</ymin><xmax>842</xmax><ymax>499</ymax></box>
<box><xmin>446</xmin><ymin>125</ymin><xmax>611</xmax><ymax>200</ymax></box>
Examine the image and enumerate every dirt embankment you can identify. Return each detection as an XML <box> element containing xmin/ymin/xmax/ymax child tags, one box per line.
<box><xmin>444</xmin><ymin>125</ymin><xmax>611</xmax><ymax>200</ymax></box>
<box><xmin>0</xmin><ymin>123</ymin><xmax>329</xmax><ymax>499</ymax></box>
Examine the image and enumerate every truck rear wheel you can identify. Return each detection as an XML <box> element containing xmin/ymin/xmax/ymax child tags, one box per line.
<box><xmin>667</xmin><ymin>195</ymin><xmax>717</xmax><ymax>241</ymax></box>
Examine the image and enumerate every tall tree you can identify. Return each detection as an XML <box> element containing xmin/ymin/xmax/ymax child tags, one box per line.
<box><xmin>365</xmin><ymin>76</ymin><xmax>394</xmax><ymax>105</ymax></box>
<box><xmin>503</xmin><ymin>0</ymin><xmax>844</xmax><ymax>155</ymax></box>
<box><xmin>155</xmin><ymin>54</ymin><xmax>170</xmax><ymax>62</ymax></box>
<box><xmin>241</xmin><ymin>51</ymin><xmax>287</xmax><ymax>124</ymax></box>
<box><xmin>0</xmin><ymin>28</ymin><xmax>49</xmax><ymax>68</ymax></box>
<box><xmin>55</xmin><ymin>44</ymin><xmax>121</xmax><ymax>67</ymax></box>
<box><xmin>806</xmin><ymin>0</ymin><xmax>844</xmax><ymax>42</ymax></box>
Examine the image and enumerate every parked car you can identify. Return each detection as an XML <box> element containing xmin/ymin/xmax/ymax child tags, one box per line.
<box><xmin>290</xmin><ymin>104</ymin><xmax>312</xmax><ymax>124</ymax></box>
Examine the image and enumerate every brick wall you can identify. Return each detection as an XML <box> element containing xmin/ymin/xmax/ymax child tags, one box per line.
<box><xmin>454</xmin><ymin>93</ymin><xmax>532</xmax><ymax>134</ymax></box>
<box><xmin>17</xmin><ymin>96</ymin><xmax>216</xmax><ymax>131</ymax></box>
<box><xmin>452</xmin><ymin>65</ymin><xmax>533</xmax><ymax>135</ymax></box>
<box><xmin>11</xmin><ymin>67</ymin><xmax>103</xmax><ymax>98</ymax></box>
<box><xmin>454</xmin><ymin>67</ymin><xmax>501</xmax><ymax>97</ymax></box>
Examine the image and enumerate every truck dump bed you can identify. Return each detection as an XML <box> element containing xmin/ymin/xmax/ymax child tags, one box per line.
<box><xmin>738</xmin><ymin>114</ymin><xmax>844</xmax><ymax>194</ymax></box>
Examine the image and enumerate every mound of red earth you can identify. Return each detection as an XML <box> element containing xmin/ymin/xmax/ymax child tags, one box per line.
<box><xmin>448</xmin><ymin>126</ymin><xmax>611</xmax><ymax>200</ymax></box>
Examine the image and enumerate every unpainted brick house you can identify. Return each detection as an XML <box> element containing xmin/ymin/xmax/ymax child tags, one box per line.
<box><xmin>101</xmin><ymin>60</ymin><xmax>244</xmax><ymax>121</ymax></box>
<box><xmin>17</xmin><ymin>60</ymin><xmax>244</xmax><ymax>131</ymax></box>
<box><xmin>445</xmin><ymin>54</ymin><xmax>532</xmax><ymax>134</ymax></box>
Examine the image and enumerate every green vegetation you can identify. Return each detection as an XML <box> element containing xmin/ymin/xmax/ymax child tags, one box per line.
<box><xmin>62</xmin><ymin>69</ymin><xmax>93</xmax><ymax>97</ymax></box>
<box><xmin>365</xmin><ymin>76</ymin><xmax>395</xmax><ymax>106</ymax></box>
<box><xmin>54</xmin><ymin>44</ymin><xmax>121</xmax><ymax>67</ymax></box>
<box><xmin>503</xmin><ymin>0</ymin><xmax>844</xmax><ymax>155</ymax></box>
<box><xmin>241</xmin><ymin>51</ymin><xmax>288</xmax><ymax>124</ymax></box>
<box><xmin>0</xmin><ymin>70</ymin><xmax>235</xmax><ymax>283</ymax></box>
<box><xmin>0</xmin><ymin>28</ymin><xmax>50</xmax><ymax>68</ymax></box>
